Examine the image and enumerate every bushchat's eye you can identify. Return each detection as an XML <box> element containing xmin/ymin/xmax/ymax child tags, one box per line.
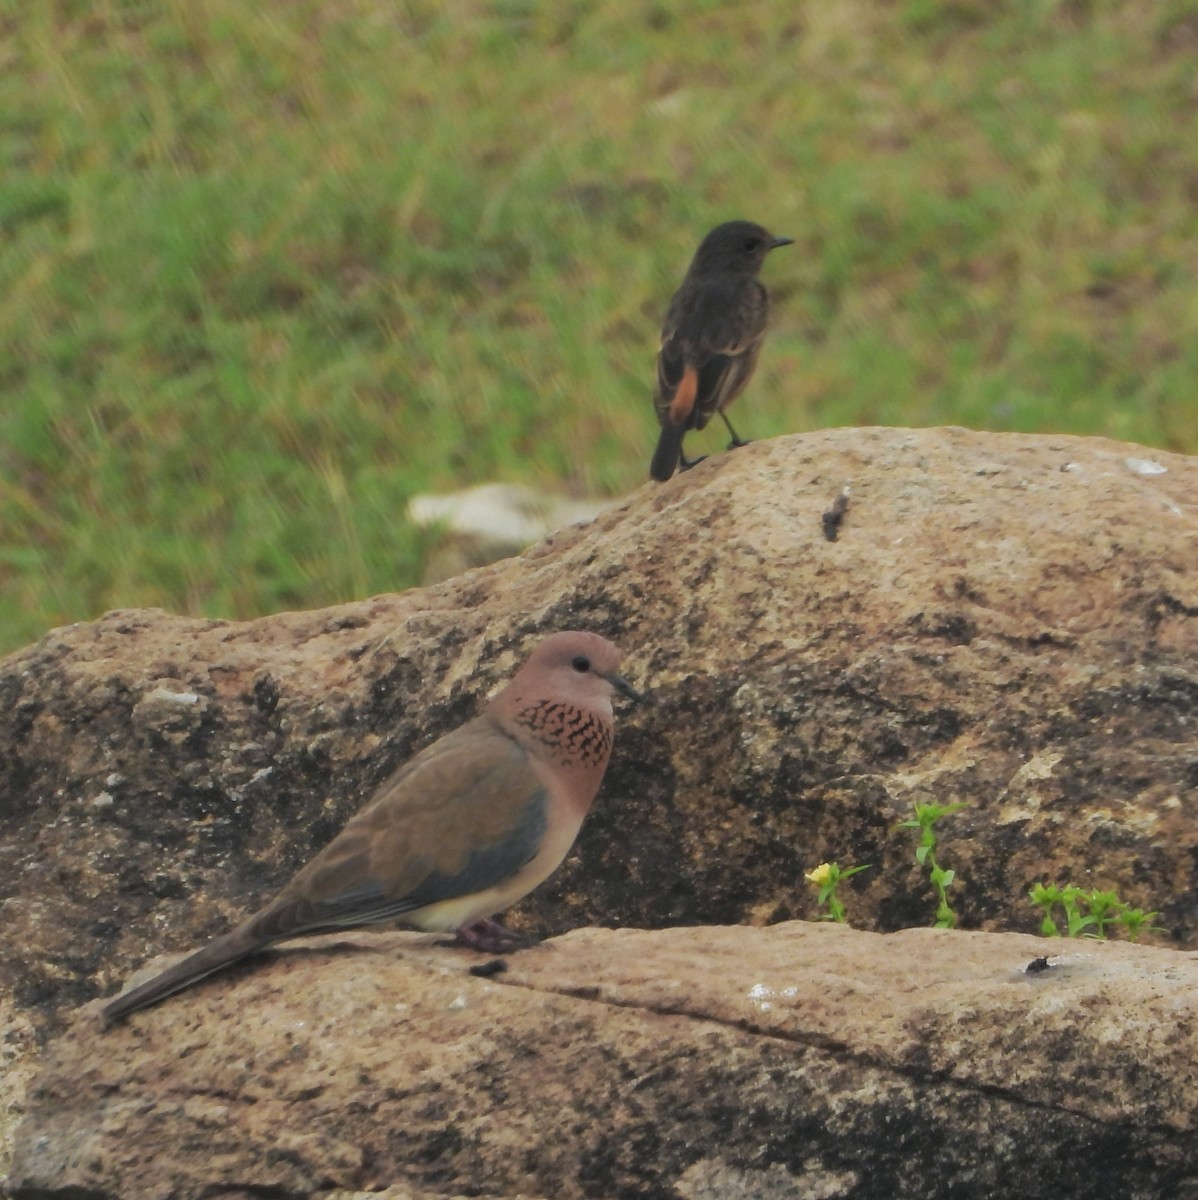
<box><xmin>571</xmin><ymin>656</ymin><xmax>591</xmax><ymax>673</ymax></box>
<box><xmin>743</xmin><ymin>237</ymin><xmax>761</xmax><ymax>252</ymax></box>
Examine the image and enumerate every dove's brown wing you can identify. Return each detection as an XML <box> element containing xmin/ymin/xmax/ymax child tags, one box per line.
<box><xmin>103</xmin><ymin>716</ymin><xmax>546</xmax><ymax>1023</ymax></box>
<box><xmin>251</xmin><ymin>715</ymin><xmax>546</xmax><ymax>938</ymax></box>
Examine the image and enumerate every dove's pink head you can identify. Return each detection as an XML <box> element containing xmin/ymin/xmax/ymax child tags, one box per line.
<box><xmin>491</xmin><ymin>631</ymin><xmax>640</xmax><ymax>773</ymax></box>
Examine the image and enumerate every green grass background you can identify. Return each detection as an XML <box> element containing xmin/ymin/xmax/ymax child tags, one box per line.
<box><xmin>2</xmin><ymin>0</ymin><xmax>1196</xmax><ymax>655</ymax></box>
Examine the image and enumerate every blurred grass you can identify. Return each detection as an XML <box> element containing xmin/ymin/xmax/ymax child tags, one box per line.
<box><xmin>1</xmin><ymin>0</ymin><xmax>1196</xmax><ymax>654</ymax></box>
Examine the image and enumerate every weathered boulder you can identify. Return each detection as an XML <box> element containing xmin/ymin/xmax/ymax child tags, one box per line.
<box><xmin>2</xmin><ymin>426</ymin><xmax>1197</xmax><ymax>1193</ymax></box>
<box><xmin>10</xmin><ymin>923</ymin><xmax>1198</xmax><ymax>1199</ymax></box>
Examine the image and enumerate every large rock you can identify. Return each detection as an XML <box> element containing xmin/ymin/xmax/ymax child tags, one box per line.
<box><xmin>9</xmin><ymin>923</ymin><xmax>1198</xmax><ymax>1199</ymax></box>
<box><xmin>2</xmin><ymin>426</ymin><xmax>1197</xmax><ymax>1191</ymax></box>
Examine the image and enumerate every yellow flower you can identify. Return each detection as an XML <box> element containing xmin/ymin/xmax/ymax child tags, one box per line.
<box><xmin>805</xmin><ymin>863</ymin><xmax>834</xmax><ymax>887</ymax></box>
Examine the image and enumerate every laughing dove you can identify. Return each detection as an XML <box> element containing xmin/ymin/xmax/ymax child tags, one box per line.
<box><xmin>102</xmin><ymin>630</ymin><xmax>639</xmax><ymax>1023</ymax></box>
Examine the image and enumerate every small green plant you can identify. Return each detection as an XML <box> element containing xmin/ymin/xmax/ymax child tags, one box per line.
<box><xmin>1117</xmin><ymin>906</ymin><xmax>1165</xmax><ymax>942</ymax></box>
<box><xmin>805</xmin><ymin>861</ymin><xmax>870</xmax><ymax>924</ymax></box>
<box><xmin>1028</xmin><ymin>884</ymin><xmax>1093</xmax><ymax>937</ymax></box>
<box><xmin>1083</xmin><ymin>888</ymin><xmax>1124</xmax><ymax>938</ymax></box>
<box><xmin>898</xmin><ymin>801</ymin><xmax>966</xmax><ymax>928</ymax></box>
<box><xmin>1028</xmin><ymin>883</ymin><xmax>1165</xmax><ymax>942</ymax></box>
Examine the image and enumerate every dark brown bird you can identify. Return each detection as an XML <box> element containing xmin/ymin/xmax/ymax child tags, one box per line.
<box><xmin>649</xmin><ymin>220</ymin><xmax>793</xmax><ymax>482</ymax></box>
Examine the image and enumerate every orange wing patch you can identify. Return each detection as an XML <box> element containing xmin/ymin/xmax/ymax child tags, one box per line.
<box><xmin>668</xmin><ymin>364</ymin><xmax>699</xmax><ymax>425</ymax></box>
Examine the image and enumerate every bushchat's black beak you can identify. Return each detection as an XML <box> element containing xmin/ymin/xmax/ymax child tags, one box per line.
<box><xmin>770</xmin><ymin>235</ymin><xmax>795</xmax><ymax>250</ymax></box>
